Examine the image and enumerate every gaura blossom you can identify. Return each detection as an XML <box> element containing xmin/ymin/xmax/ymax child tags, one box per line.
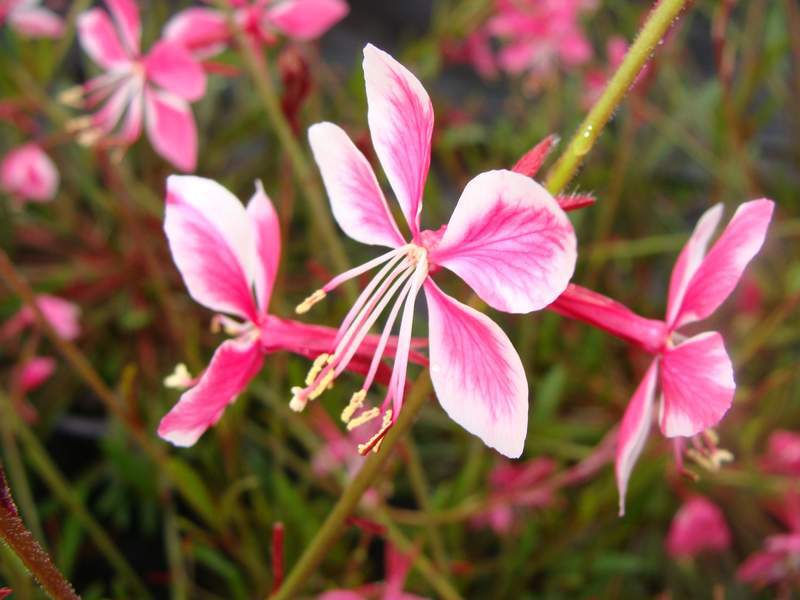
<box><xmin>665</xmin><ymin>496</ymin><xmax>731</xmax><ymax>559</ymax></box>
<box><xmin>15</xmin><ymin>356</ymin><xmax>57</xmax><ymax>394</ymax></box>
<box><xmin>163</xmin><ymin>0</ymin><xmax>349</xmax><ymax>59</ymax></box>
<box><xmin>294</xmin><ymin>44</ymin><xmax>577</xmax><ymax>458</ymax></box>
<box><xmin>66</xmin><ymin>0</ymin><xmax>206</xmax><ymax>171</ymax></box>
<box><xmin>157</xmin><ymin>176</ymin><xmax>422</xmax><ymax>446</ymax></box>
<box><xmin>319</xmin><ymin>543</ymin><xmax>428</xmax><ymax>600</ymax></box>
<box><xmin>551</xmin><ymin>199</ymin><xmax>774</xmax><ymax>514</ymax></box>
<box><xmin>761</xmin><ymin>430</ymin><xmax>800</xmax><ymax>476</ymax></box>
<box><xmin>0</xmin><ymin>0</ymin><xmax>63</xmax><ymax>38</ymax></box>
<box><xmin>0</xmin><ymin>143</ymin><xmax>59</xmax><ymax>203</ymax></box>
<box><xmin>1</xmin><ymin>294</ymin><xmax>81</xmax><ymax>341</ymax></box>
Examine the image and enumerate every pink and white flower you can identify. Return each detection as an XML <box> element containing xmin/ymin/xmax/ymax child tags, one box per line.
<box><xmin>163</xmin><ymin>0</ymin><xmax>349</xmax><ymax>59</ymax></box>
<box><xmin>68</xmin><ymin>0</ymin><xmax>206</xmax><ymax>171</ymax></box>
<box><xmin>0</xmin><ymin>143</ymin><xmax>59</xmax><ymax>203</ymax></box>
<box><xmin>666</xmin><ymin>496</ymin><xmax>731</xmax><ymax>558</ymax></box>
<box><xmin>2</xmin><ymin>294</ymin><xmax>81</xmax><ymax>341</ymax></box>
<box><xmin>0</xmin><ymin>0</ymin><xmax>63</xmax><ymax>38</ymax></box>
<box><xmin>293</xmin><ymin>44</ymin><xmax>576</xmax><ymax>458</ymax></box>
<box><xmin>551</xmin><ymin>199</ymin><xmax>774</xmax><ymax>513</ymax></box>
<box><xmin>157</xmin><ymin>176</ymin><xmax>422</xmax><ymax>447</ymax></box>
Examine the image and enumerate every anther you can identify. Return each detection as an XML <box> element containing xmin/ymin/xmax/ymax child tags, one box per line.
<box><xmin>77</xmin><ymin>129</ymin><xmax>102</xmax><ymax>147</ymax></box>
<box><xmin>346</xmin><ymin>407</ymin><xmax>379</xmax><ymax>430</ymax></box>
<box><xmin>289</xmin><ymin>387</ymin><xmax>307</xmax><ymax>412</ymax></box>
<box><xmin>308</xmin><ymin>369</ymin><xmax>335</xmax><ymax>400</ymax></box>
<box><xmin>164</xmin><ymin>363</ymin><xmax>193</xmax><ymax>389</ymax></box>
<box><xmin>58</xmin><ymin>86</ymin><xmax>84</xmax><ymax>108</ymax></box>
<box><xmin>65</xmin><ymin>116</ymin><xmax>92</xmax><ymax>133</ymax></box>
<box><xmin>341</xmin><ymin>389</ymin><xmax>366</xmax><ymax>423</ymax></box>
<box><xmin>296</xmin><ymin>289</ymin><xmax>326</xmax><ymax>314</ymax></box>
<box><xmin>358</xmin><ymin>409</ymin><xmax>393</xmax><ymax>455</ymax></box>
<box><xmin>305</xmin><ymin>353</ymin><xmax>331</xmax><ymax>386</ymax></box>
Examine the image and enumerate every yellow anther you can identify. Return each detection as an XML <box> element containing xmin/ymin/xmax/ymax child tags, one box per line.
<box><xmin>346</xmin><ymin>407</ymin><xmax>379</xmax><ymax>431</ymax></box>
<box><xmin>289</xmin><ymin>386</ymin><xmax>307</xmax><ymax>412</ymax></box>
<box><xmin>163</xmin><ymin>363</ymin><xmax>193</xmax><ymax>390</ymax></box>
<box><xmin>710</xmin><ymin>448</ymin><xmax>734</xmax><ymax>469</ymax></box>
<box><xmin>308</xmin><ymin>369</ymin><xmax>335</xmax><ymax>400</ymax></box>
<box><xmin>295</xmin><ymin>289</ymin><xmax>326</xmax><ymax>314</ymax></box>
<box><xmin>65</xmin><ymin>116</ymin><xmax>92</xmax><ymax>133</ymax></box>
<box><xmin>341</xmin><ymin>389</ymin><xmax>367</xmax><ymax>423</ymax></box>
<box><xmin>58</xmin><ymin>86</ymin><xmax>84</xmax><ymax>108</ymax></box>
<box><xmin>76</xmin><ymin>128</ymin><xmax>102</xmax><ymax>147</ymax></box>
<box><xmin>357</xmin><ymin>409</ymin><xmax>393</xmax><ymax>454</ymax></box>
<box><xmin>305</xmin><ymin>353</ymin><xmax>331</xmax><ymax>386</ymax></box>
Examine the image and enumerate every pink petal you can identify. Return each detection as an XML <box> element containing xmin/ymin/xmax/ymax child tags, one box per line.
<box><xmin>104</xmin><ymin>0</ymin><xmax>139</xmax><ymax>55</ymax></box>
<box><xmin>144</xmin><ymin>40</ymin><xmax>207</xmax><ymax>102</ymax></box>
<box><xmin>246</xmin><ymin>180</ymin><xmax>281</xmax><ymax>313</ymax></box>
<box><xmin>158</xmin><ymin>337</ymin><xmax>263</xmax><ymax>446</ymax></box>
<box><xmin>8</xmin><ymin>6</ymin><xmax>64</xmax><ymax>38</ymax></box>
<box><xmin>737</xmin><ymin>549</ymin><xmax>786</xmax><ymax>585</ymax></box>
<box><xmin>77</xmin><ymin>7</ymin><xmax>129</xmax><ymax>69</ymax></box>
<box><xmin>671</xmin><ymin>199</ymin><xmax>774</xmax><ymax>329</ymax></box>
<box><xmin>144</xmin><ymin>87</ymin><xmax>198</xmax><ymax>172</ymax></box>
<box><xmin>362</xmin><ymin>44</ymin><xmax>433</xmax><ymax>238</ymax></box>
<box><xmin>35</xmin><ymin>295</ymin><xmax>81</xmax><ymax>340</ymax></box>
<box><xmin>0</xmin><ymin>143</ymin><xmax>59</xmax><ymax>202</ymax></box>
<box><xmin>431</xmin><ymin>170</ymin><xmax>576</xmax><ymax>313</ymax></box>
<box><xmin>424</xmin><ymin>279</ymin><xmax>528</xmax><ymax>458</ymax></box>
<box><xmin>616</xmin><ymin>360</ymin><xmax>658</xmax><ymax>516</ymax></box>
<box><xmin>162</xmin><ymin>7</ymin><xmax>230</xmax><ymax>57</ymax></box>
<box><xmin>659</xmin><ymin>331</ymin><xmax>734</xmax><ymax>438</ymax></box>
<box><xmin>308</xmin><ymin>122</ymin><xmax>404</xmax><ymax>248</ymax></box>
<box><xmin>318</xmin><ymin>592</ymin><xmax>363</xmax><ymax>600</ymax></box>
<box><xmin>666</xmin><ymin>496</ymin><xmax>731</xmax><ymax>558</ymax></box>
<box><xmin>549</xmin><ymin>284</ymin><xmax>667</xmax><ymax>354</ymax></box>
<box><xmin>266</xmin><ymin>0</ymin><xmax>348</xmax><ymax>40</ymax></box>
<box><xmin>763</xmin><ymin>430</ymin><xmax>800</xmax><ymax>476</ymax></box>
<box><xmin>17</xmin><ymin>356</ymin><xmax>57</xmax><ymax>393</ymax></box>
<box><xmin>666</xmin><ymin>203</ymin><xmax>724</xmax><ymax>326</ymax></box>
<box><xmin>164</xmin><ymin>175</ymin><xmax>259</xmax><ymax>321</ymax></box>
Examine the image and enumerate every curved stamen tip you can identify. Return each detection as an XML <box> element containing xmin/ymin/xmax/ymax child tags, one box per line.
<box><xmin>65</xmin><ymin>116</ymin><xmax>93</xmax><ymax>134</ymax></box>
<box><xmin>296</xmin><ymin>289</ymin><xmax>326</xmax><ymax>314</ymax></box>
<box><xmin>357</xmin><ymin>409</ymin><xmax>393</xmax><ymax>455</ymax></box>
<box><xmin>305</xmin><ymin>353</ymin><xmax>331</xmax><ymax>386</ymax></box>
<box><xmin>77</xmin><ymin>128</ymin><xmax>103</xmax><ymax>147</ymax></box>
<box><xmin>289</xmin><ymin>386</ymin><xmax>307</xmax><ymax>412</ymax></box>
<box><xmin>164</xmin><ymin>363</ymin><xmax>193</xmax><ymax>390</ymax></box>
<box><xmin>59</xmin><ymin>86</ymin><xmax>85</xmax><ymax>108</ymax></box>
<box><xmin>341</xmin><ymin>389</ymin><xmax>367</xmax><ymax>423</ymax></box>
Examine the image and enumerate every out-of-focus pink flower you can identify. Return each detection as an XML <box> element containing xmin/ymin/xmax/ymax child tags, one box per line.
<box><xmin>319</xmin><ymin>543</ymin><xmax>429</xmax><ymax>600</ymax></box>
<box><xmin>296</xmin><ymin>44</ymin><xmax>577</xmax><ymax>458</ymax></box>
<box><xmin>157</xmin><ymin>176</ymin><xmax>422</xmax><ymax>447</ymax></box>
<box><xmin>0</xmin><ymin>0</ymin><xmax>63</xmax><ymax>38</ymax></box>
<box><xmin>736</xmin><ymin>274</ymin><xmax>763</xmax><ymax>315</ymax></box>
<box><xmin>164</xmin><ymin>0</ymin><xmax>349</xmax><ymax>58</ymax></box>
<box><xmin>2</xmin><ymin>294</ymin><xmax>81</xmax><ymax>341</ymax></box>
<box><xmin>15</xmin><ymin>356</ymin><xmax>57</xmax><ymax>393</ymax></box>
<box><xmin>666</xmin><ymin>496</ymin><xmax>731</xmax><ymax>558</ymax></box>
<box><xmin>67</xmin><ymin>0</ymin><xmax>206</xmax><ymax>171</ymax></box>
<box><xmin>0</xmin><ymin>587</ymin><xmax>12</xmax><ymax>600</ymax></box>
<box><xmin>0</xmin><ymin>143</ymin><xmax>59</xmax><ymax>203</ymax></box>
<box><xmin>442</xmin><ymin>29</ymin><xmax>497</xmax><ymax>79</ymax></box>
<box><xmin>762</xmin><ymin>430</ymin><xmax>800</xmax><ymax>476</ymax></box>
<box><xmin>551</xmin><ymin>200</ymin><xmax>775</xmax><ymax>514</ymax></box>
<box><xmin>487</xmin><ymin>0</ymin><xmax>595</xmax><ymax>87</ymax></box>
<box><xmin>581</xmin><ymin>36</ymin><xmax>628</xmax><ymax>109</ymax></box>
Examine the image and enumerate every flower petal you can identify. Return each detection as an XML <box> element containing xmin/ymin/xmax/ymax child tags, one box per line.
<box><xmin>246</xmin><ymin>181</ymin><xmax>281</xmax><ymax>313</ymax></box>
<box><xmin>17</xmin><ymin>356</ymin><xmax>57</xmax><ymax>393</ymax></box>
<box><xmin>144</xmin><ymin>88</ymin><xmax>198</xmax><ymax>172</ymax></box>
<box><xmin>432</xmin><ymin>170</ymin><xmax>576</xmax><ymax>313</ymax></box>
<box><xmin>8</xmin><ymin>6</ymin><xmax>64</xmax><ymax>38</ymax></box>
<box><xmin>666</xmin><ymin>496</ymin><xmax>731</xmax><ymax>558</ymax></box>
<box><xmin>363</xmin><ymin>44</ymin><xmax>433</xmax><ymax>237</ymax></box>
<box><xmin>308</xmin><ymin>122</ymin><xmax>404</xmax><ymax>248</ymax></box>
<box><xmin>158</xmin><ymin>337</ymin><xmax>263</xmax><ymax>446</ymax></box>
<box><xmin>162</xmin><ymin>7</ymin><xmax>229</xmax><ymax>57</ymax></box>
<box><xmin>0</xmin><ymin>143</ymin><xmax>59</xmax><ymax>203</ymax></box>
<box><xmin>671</xmin><ymin>199</ymin><xmax>774</xmax><ymax>329</ymax></box>
<box><xmin>424</xmin><ymin>279</ymin><xmax>528</xmax><ymax>458</ymax></box>
<box><xmin>616</xmin><ymin>360</ymin><xmax>658</xmax><ymax>516</ymax></box>
<box><xmin>164</xmin><ymin>175</ymin><xmax>258</xmax><ymax>321</ymax></box>
<box><xmin>104</xmin><ymin>0</ymin><xmax>140</xmax><ymax>55</ymax></box>
<box><xmin>77</xmin><ymin>7</ymin><xmax>129</xmax><ymax>69</ymax></box>
<box><xmin>144</xmin><ymin>40</ymin><xmax>207</xmax><ymax>102</ymax></box>
<box><xmin>659</xmin><ymin>331</ymin><xmax>734</xmax><ymax>438</ymax></box>
<box><xmin>267</xmin><ymin>0</ymin><xmax>348</xmax><ymax>40</ymax></box>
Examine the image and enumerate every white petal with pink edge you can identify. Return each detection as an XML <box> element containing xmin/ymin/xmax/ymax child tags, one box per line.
<box><xmin>659</xmin><ymin>331</ymin><xmax>734</xmax><ymax>438</ymax></box>
<box><xmin>616</xmin><ymin>360</ymin><xmax>658</xmax><ymax>516</ymax></box>
<box><xmin>105</xmin><ymin>0</ymin><xmax>140</xmax><ymax>56</ymax></box>
<box><xmin>164</xmin><ymin>175</ymin><xmax>259</xmax><ymax>321</ymax></box>
<box><xmin>363</xmin><ymin>44</ymin><xmax>433</xmax><ymax>238</ymax></box>
<box><xmin>308</xmin><ymin>122</ymin><xmax>404</xmax><ymax>248</ymax></box>
<box><xmin>144</xmin><ymin>88</ymin><xmax>198</xmax><ymax>172</ymax></box>
<box><xmin>158</xmin><ymin>337</ymin><xmax>263</xmax><ymax>447</ymax></box>
<box><xmin>671</xmin><ymin>199</ymin><xmax>774</xmax><ymax>329</ymax></box>
<box><xmin>432</xmin><ymin>170</ymin><xmax>576</xmax><ymax>313</ymax></box>
<box><xmin>246</xmin><ymin>181</ymin><xmax>281</xmax><ymax>313</ymax></box>
<box><xmin>77</xmin><ymin>8</ymin><xmax>130</xmax><ymax>68</ymax></box>
<box><xmin>144</xmin><ymin>40</ymin><xmax>207</xmax><ymax>102</ymax></box>
<box><xmin>267</xmin><ymin>0</ymin><xmax>348</xmax><ymax>40</ymax></box>
<box><xmin>424</xmin><ymin>279</ymin><xmax>528</xmax><ymax>458</ymax></box>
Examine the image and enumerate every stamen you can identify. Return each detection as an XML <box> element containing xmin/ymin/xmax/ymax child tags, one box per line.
<box><xmin>289</xmin><ymin>386</ymin><xmax>307</xmax><ymax>412</ymax></box>
<box><xmin>65</xmin><ymin>116</ymin><xmax>92</xmax><ymax>133</ymax></box>
<box><xmin>308</xmin><ymin>369</ymin><xmax>335</xmax><ymax>400</ymax></box>
<box><xmin>296</xmin><ymin>289</ymin><xmax>326</xmax><ymax>314</ymax></box>
<box><xmin>341</xmin><ymin>389</ymin><xmax>366</xmax><ymax>423</ymax></box>
<box><xmin>305</xmin><ymin>353</ymin><xmax>331</xmax><ymax>385</ymax></box>
<box><xmin>346</xmin><ymin>407</ymin><xmax>380</xmax><ymax>430</ymax></box>
<box><xmin>358</xmin><ymin>409</ymin><xmax>393</xmax><ymax>455</ymax></box>
<box><xmin>76</xmin><ymin>129</ymin><xmax>103</xmax><ymax>147</ymax></box>
<box><xmin>164</xmin><ymin>363</ymin><xmax>193</xmax><ymax>389</ymax></box>
<box><xmin>321</xmin><ymin>245</ymin><xmax>408</xmax><ymax>296</ymax></box>
<box><xmin>59</xmin><ymin>86</ymin><xmax>84</xmax><ymax>108</ymax></box>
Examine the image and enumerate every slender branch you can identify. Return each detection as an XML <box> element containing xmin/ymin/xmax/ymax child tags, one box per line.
<box><xmin>544</xmin><ymin>0</ymin><xmax>692</xmax><ymax>195</ymax></box>
<box><xmin>0</xmin><ymin>466</ymin><xmax>80</xmax><ymax>600</ymax></box>
<box><xmin>268</xmin><ymin>375</ymin><xmax>432</xmax><ymax>600</ymax></box>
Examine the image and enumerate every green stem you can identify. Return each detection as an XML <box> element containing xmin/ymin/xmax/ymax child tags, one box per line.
<box><xmin>544</xmin><ymin>0</ymin><xmax>692</xmax><ymax>195</ymax></box>
<box><xmin>268</xmin><ymin>375</ymin><xmax>432</xmax><ymax>600</ymax></box>
<box><xmin>215</xmin><ymin>1</ymin><xmax>354</xmax><ymax>299</ymax></box>
<box><xmin>0</xmin><ymin>467</ymin><xmax>80</xmax><ymax>600</ymax></box>
<box><xmin>404</xmin><ymin>438</ymin><xmax>448</xmax><ymax>571</ymax></box>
